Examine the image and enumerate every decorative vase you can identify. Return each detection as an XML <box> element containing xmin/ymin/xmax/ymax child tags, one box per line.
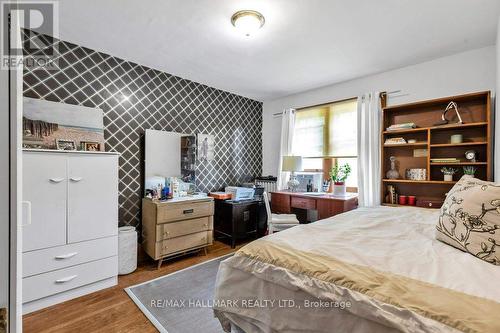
<box><xmin>386</xmin><ymin>156</ymin><xmax>400</xmax><ymax>179</ymax></box>
<box><xmin>287</xmin><ymin>172</ymin><xmax>300</xmax><ymax>192</ymax></box>
<box><xmin>444</xmin><ymin>174</ymin><xmax>453</xmax><ymax>182</ymax></box>
<box><xmin>333</xmin><ymin>182</ymin><xmax>346</xmax><ymax>196</ymax></box>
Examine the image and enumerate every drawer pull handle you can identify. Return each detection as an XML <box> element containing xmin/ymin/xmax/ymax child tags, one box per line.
<box><xmin>21</xmin><ymin>201</ymin><xmax>32</xmax><ymax>227</ymax></box>
<box><xmin>55</xmin><ymin>252</ymin><xmax>78</xmax><ymax>260</ymax></box>
<box><xmin>70</xmin><ymin>177</ymin><xmax>83</xmax><ymax>182</ymax></box>
<box><xmin>183</xmin><ymin>209</ymin><xmax>194</xmax><ymax>214</ymax></box>
<box><xmin>55</xmin><ymin>275</ymin><xmax>77</xmax><ymax>283</ymax></box>
<box><xmin>49</xmin><ymin>178</ymin><xmax>64</xmax><ymax>183</ymax></box>
<box><xmin>203</xmin><ymin>224</ymin><xmax>207</xmax><ymax>227</ymax></box>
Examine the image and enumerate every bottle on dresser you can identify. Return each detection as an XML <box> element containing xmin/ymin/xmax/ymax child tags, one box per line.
<box><xmin>169</xmin><ymin>177</ymin><xmax>180</xmax><ymax>198</ymax></box>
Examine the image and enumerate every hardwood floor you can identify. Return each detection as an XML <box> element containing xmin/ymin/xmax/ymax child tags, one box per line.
<box><xmin>23</xmin><ymin>241</ymin><xmax>242</xmax><ymax>333</ymax></box>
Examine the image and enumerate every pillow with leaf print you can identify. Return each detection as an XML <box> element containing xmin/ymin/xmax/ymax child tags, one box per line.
<box><xmin>436</xmin><ymin>175</ymin><xmax>500</xmax><ymax>265</ymax></box>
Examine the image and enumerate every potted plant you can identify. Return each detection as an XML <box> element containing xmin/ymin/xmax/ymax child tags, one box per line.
<box><xmin>330</xmin><ymin>163</ymin><xmax>351</xmax><ymax>196</ymax></box>
<box><xmin>440</xmin><ymin>167</ymin><xmax>457</xmax><ymax>182</ymax></box>
<box><xmin>462</xmin><ymin>166</ymin><xmax>476</xmax><ymax>178</ymax></box>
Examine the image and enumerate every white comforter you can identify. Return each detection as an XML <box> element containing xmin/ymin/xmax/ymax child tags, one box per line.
<box><xmin>213</xmin><ymin>206</ymin><xmax>500</xmax><ymax>333</ymax></box>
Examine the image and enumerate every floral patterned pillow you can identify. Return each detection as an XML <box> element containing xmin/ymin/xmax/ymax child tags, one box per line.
<box><xmin>436</xmin><ymin>175</ymin><xmax>500</xmax><ymax>265</ymax></box>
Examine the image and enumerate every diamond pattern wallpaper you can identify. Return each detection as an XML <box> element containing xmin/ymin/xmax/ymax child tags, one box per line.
<box><xmin>22</xmin><ymin>29</ymin><xmax>263</xmax><ymax>227</ymax></box>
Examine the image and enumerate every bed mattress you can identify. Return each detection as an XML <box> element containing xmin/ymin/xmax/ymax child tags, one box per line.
<box><xmin>213</xmin><ymin>206</ymin><xmax>500</xmax><ymax>333</ymax></box>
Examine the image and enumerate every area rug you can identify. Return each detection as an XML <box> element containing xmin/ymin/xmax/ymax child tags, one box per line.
<box><xmin>125</xmin><ymin>254</ymin><xmax>232</xmax><ymax>333</ymax></box>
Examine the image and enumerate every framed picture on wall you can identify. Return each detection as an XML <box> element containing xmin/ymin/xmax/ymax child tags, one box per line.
<box><xmin>23</xmin><ymin>97</ymin><xmax>105</xmax><ymax>150</ymax></box>
<box><xmin>197</xmin><ymin>134</ymin><xmax>215</xmax><ymax>161</ymax></box>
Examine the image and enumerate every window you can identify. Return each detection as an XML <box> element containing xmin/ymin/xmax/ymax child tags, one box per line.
<box><xmin>292</xmin><ymin>98</ymin><xmax>358</xmax><ymax>190</ymax></box>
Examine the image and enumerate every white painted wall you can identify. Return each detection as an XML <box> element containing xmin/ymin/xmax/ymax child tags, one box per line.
<box><xmin>263</xmin><ymin>46</ymin><xmax>496</xmax><ymax>177</ymax></box>
<box><xmin>0</xmin><ymin>62</ymin><xmax>9</xmax><ymax>311</ymax></box>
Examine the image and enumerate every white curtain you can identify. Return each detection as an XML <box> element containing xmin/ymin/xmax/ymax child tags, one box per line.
<box><xmin>277</xmin><ymin>108</ymin><xmax>296</xmax><ymax>190</ymax></box>
<box><xmin>357</xmin><ymin>92</ymin><xmax>381</xmax><ymax>207</ymax></box>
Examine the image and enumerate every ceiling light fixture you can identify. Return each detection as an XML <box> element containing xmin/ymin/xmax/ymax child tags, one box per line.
<box><xmin>231</xmin><ymin>10</ymin><xmax>265</xmax><ymax>37</ymax></box>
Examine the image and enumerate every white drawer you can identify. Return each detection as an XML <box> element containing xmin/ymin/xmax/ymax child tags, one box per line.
<box><xmin>23</xmin><ymin>256</ymin><xmax>117</xmax><ymax>303</ymax></box>
<box><xmin>23</xmin><ymin>236</ymin><xmax>117</xmax><ymax>278</ymax></box>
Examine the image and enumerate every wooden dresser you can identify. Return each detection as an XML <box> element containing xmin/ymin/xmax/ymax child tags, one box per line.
<box><xmin>142</xmin><ymin>197</ymin><xmax>214</xmax><ymax>268</ymax></box>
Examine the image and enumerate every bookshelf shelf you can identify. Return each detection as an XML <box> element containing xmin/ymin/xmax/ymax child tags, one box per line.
<box><xmin>382</xmin><ymin>179</ymin><xmax>457</xmax><ymax>185</ymax></box>
<box><xmin>383</xmin><ymin>142</ymin><xmax>428</xmax><ymax>147</ymax></box>
<box><xmin>430</xmin><ymin>142</ymin><xmax>487</xmax><ymax>147</ymax></box>
<box><xmin>381</xmin><ymin>91</ymin><xmax>491</xmax><ymax>207</ymax></box>
<box><xmin>430</xmin><ymin>162</ymin><xmax>487</xmax><ymax>166</ymax></box>
<box><xmin>382</xmin><ymin>122</ymin><xmax>488</xmax><ymax>135</ymax></box>
<box><xmin>383</xmin><ymin>128</ymin><xmax>427</xmax><ymax>135</ymax></box>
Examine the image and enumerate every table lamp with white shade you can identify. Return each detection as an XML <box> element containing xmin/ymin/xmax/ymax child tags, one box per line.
<box><xmin>282</xmin><ymin>156</ymin><xmax>303</xmax><ymax>192</ymax></box>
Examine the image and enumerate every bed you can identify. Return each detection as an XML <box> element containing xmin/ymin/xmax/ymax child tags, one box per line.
<box><xmin>213</xmin><ymin>206</ymin><xmax>500</xmax><ymax>333</ymax></box>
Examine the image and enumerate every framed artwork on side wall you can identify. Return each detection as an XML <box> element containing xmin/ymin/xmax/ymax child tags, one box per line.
<box><xmin>197</xmin><ymin>134</ymin><xmax>215</xmax><ymax>161</ymax></box>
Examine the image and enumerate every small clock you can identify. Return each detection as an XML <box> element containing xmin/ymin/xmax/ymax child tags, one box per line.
<box><xmin>465</xmin><ymin>150</ymin><xmax>477</xmax><ymax>163</ymax></box>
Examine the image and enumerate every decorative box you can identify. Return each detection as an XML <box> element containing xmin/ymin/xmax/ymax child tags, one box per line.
<box><xmin>405</xmin><ymin>168</ymin><xmax>427</xmax><ymax>181</ymax></box>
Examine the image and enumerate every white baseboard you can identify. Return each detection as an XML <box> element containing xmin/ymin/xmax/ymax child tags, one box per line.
<box><xmin>23</xmin><ymin>277</ymin><xmax>117</xmax><ymax>314</ymax></box>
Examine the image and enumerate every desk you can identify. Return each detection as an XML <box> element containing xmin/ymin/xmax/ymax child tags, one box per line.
<box><xmin>270</xmin><ymin>192</ymin><xmax>358</xmax><ymax>221</ymax></box>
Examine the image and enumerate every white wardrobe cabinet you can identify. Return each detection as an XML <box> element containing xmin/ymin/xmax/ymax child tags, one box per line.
<box><xmin>22</xmin><ymin>150</ymin><xmax>120</xmax><ymax>313</ymax></box>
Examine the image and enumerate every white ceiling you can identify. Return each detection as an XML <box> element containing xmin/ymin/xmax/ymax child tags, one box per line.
<box><xmin>55</xmin><ymin>0</ymin><xmax>500</xmax><ymax>101</ymax></box>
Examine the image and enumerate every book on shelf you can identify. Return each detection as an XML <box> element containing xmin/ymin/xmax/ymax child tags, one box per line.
<box><xmin>386</xmin><ymin>185</ymin><xmax>398</xmax><ymax>204</ymax></box>
<box><xmin>413</xmin><ymin>149</ymin><xmax>428</xmax><ymax>157</ymax></box>
<box><xmin>430</xmin><ymin>158</ymin><xmax>461</xmax><ymax>163</ymax></box>
<box><xmin>386</xmin><ymin>123</ymin><xmax>416</xmax><ymax>131</ymax></box>
<box><xmin>384</xmin><ymin>137</ymin><xmax>407</xmax><ymax>145</ymax></box>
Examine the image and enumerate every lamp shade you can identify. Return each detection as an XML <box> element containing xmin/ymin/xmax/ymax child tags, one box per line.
<box><xmin>282</xmin><ymin>156</ymin><xmax>303</xmax><ymax>172</ymax></box>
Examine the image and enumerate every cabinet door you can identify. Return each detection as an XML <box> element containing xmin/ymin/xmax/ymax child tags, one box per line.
<box><xmin>67</xmin><ymin>155</ymin><xmax>118</xmax><ymax>243</ymax></box>
<box><xmin>23</xmin><ymin>153</ymin><xmax>67</xmax><ymax>252</ymax></box>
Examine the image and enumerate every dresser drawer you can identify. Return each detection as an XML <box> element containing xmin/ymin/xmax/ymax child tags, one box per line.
<box><xmin>156</xmin><ymin>231</ymin><xmax>212</xmax><ymax>257</ymax></box>
<box><xmin>157</xmin><ymin>200</ymin><xmax>214</xmax><ymax>224</ymax></box>
<box><xmin>23</xmin><ymin>256</ymin><xmax>117</xmax><ymax>303</ymax></box>
<box><xmin>156</xmin><ymin>216</ymin><xmax>213</xmax><ymax>241</ymax></box>
<box><xmin>23</xmin><ymin>236</ymin><xmax>118</xmax><ymax>278</ymax></box>
<box><xmin>291</xmin><ymin>196</ymin><xmax>316</xmax><ymax>209</ymax></box>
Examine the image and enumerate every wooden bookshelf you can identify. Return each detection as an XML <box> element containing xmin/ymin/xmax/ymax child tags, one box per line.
<box><xmin>381</xmin><ymin>91</ymin><xmax>492</xmax><ymax>208</ymax></box>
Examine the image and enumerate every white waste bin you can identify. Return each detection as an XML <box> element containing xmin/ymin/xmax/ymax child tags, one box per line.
<box><xmin>118</xmin><ymin>226</ymin><xmax>137</xmax><ymax>275</ymax></box>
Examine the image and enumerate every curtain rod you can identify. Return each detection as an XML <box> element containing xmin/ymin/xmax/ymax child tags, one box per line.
<box><xmin>381</xmin><ymin>90</ymin><xmax>402</xmax><ymax>96</ymax></box>
<box><xmin>272</xmin><ymin>90</ymin><xmax>402</xmax><ymax>116</ymax></box>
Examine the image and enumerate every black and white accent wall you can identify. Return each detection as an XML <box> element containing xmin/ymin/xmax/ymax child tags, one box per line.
<box><xmin>22</xmin><ymin>30</ymin><xmax>263</xmax><ymax>228</ymax></box>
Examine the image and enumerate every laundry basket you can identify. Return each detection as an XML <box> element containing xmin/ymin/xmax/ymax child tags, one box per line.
<box><xmin>118</xmin><ymin>226</ymin><xmax>137</xmax><ymax>275</ymax></box>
